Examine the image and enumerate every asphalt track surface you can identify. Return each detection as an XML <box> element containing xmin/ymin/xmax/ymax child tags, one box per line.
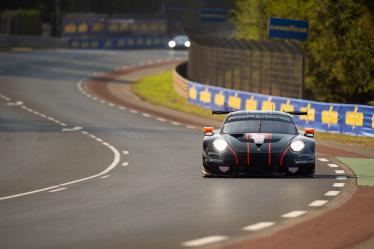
<box><xmin>0</xmin><ymin>49</ymin><xmax>349</xmax><ymax>249</ymax></box>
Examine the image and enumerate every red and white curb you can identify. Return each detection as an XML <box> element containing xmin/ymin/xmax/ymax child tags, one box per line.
<box><xmin>76</xmin><ymin>59</ymin><xmax>199</xmax><ymax>132</ymax></box>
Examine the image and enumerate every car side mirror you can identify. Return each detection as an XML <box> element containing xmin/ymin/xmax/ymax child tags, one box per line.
<box><xmin>304</xmin><ymin>128</ymin><xmax>315</xmax><ymax>138</ymax></box>
<box><xmin>203</xmin><ymin>127</ymin><xmax>214</xmax><ymax>136</ymax></box>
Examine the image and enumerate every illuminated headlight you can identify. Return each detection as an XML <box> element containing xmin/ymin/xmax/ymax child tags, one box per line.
<box><xmin>168</xmin><ymin>41</ymin><xmax>176</xmax><ymax>48</ymax></box>
<box><xmin>290</xmin><ymin>140</ymin><xmax>305</xmax><ymax>152</ymax></box>
<box><xmin>213</xmin><ymin>139</ymin><xmax>228</xmax><ymax>151</ymax></box>
<box><xmin>184</xmin><ymin>41</ymin><xmax>191</xmax><ymax>47</ymax></box>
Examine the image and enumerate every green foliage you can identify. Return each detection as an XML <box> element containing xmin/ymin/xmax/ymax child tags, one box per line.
<box><xmin>0</xmin><ymin>9</ymin><xmax>41</xmax><ymax>35</ymax></box>
<box><xmin>233</xmin><ymin>0</ymin><xmax>374</xmax><ymax>105</ymax></box>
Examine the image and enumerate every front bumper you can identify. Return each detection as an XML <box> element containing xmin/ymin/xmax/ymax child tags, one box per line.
<box><xmin>203</xmin><ymin>152</ymin><xmax>315</xmax><ymax>177</ymax></box>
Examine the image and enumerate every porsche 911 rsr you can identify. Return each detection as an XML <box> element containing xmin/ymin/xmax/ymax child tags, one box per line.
<box><xmin>202</xmin><ymin>111</ymin><xmax>315</xmax><ymax>177</ymax></box>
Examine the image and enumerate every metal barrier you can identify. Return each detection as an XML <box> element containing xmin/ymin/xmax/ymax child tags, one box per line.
<box><xmin>173</xmin><ymin>62</ymin><xmax>188</xmax><ymax>98</ymax></box>
<box><xmin>0</xmin><ymin>35</ymin><xmax>69</xmax><ymax>49</ymax></box>
<box><xmin>187</xmin><ymin>35</ymin><xmax>304</xmax><ymax>99</ymax></box>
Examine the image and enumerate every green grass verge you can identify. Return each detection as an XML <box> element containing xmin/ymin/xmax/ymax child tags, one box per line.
<box><xmin>132</xmin><ymin>70</ymin><xmax>374</xmax><ymax>147</ymax></box>
<box><xmin>131</xmin><ymin>70</ymin><xmax>224</xmax><ymax>121</ymax></box>
<box><xmin>337</xmin><ymin>157</ymin><xmax>374</xmax><ymax>186</ymax></box>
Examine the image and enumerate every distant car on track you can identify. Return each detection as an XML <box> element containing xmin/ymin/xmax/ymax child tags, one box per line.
<box><xmin>202</xmin><ymin>110</ymin><xmax>315</xmax><ymax>177</ymax></box>
<box><xmin>167</xmin><ymin>35</ymin><xmax>190</xmax><ymax>49</ymax></box>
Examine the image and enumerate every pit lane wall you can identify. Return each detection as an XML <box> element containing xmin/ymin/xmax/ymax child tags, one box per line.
<box><xmin>186</xmin><ymin>81</ymin><xmax>374</xmax><ymax>137</ymax></box>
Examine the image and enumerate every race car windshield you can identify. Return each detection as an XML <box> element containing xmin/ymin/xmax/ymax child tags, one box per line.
<box><xmin>222</xmin><ymin>114</ymin><xmax>298</xmax><ymax>135</ymax></box>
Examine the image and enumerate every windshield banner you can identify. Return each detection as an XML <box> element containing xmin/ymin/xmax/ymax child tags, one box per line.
<box><xmin>188</xmin><ymin>81</ymin><xmax>374</xmax><ymax>137</ymax></box>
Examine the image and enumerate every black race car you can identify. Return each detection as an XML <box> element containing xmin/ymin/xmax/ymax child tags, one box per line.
<box><xmin>202</xmin><ymin>110</ymin><xmax>315</xmax><ymax>177</ymax></box>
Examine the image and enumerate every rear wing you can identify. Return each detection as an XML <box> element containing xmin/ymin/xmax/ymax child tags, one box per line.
<box><xmin>212</xmin><ymin>110</ymin><xmax>307</xmax><ymax>115</ymax></box>
<box><xmin>212</xmin><ymin>110</ymin><xmax>231</xmax><ymax>115</ymax></box>
<box><xmin>286</xmin><ymin>111</ymin><xmax>308</xmax><ymax>115</ymax></box>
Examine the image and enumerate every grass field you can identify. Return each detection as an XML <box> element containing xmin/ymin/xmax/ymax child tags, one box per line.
<box><xmin>132</xmin><ymin>70</ymin><xmax>374</xmax><ymax>147</ymax></box>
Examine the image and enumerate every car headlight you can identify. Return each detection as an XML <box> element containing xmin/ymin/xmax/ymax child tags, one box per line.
<box><xmin>290</xmin><ymin>140</ymin><xmax>305</xmax><ymax>152</ymax></box>
<box><xmin>168</xmin><ymin>41</ymin><xmax>176</xmax><ymax>48</ymax></box>
<box><xmin>213</xmin><ymin>139</ymin><xmax>228</xmax><ymax>151</ymax></box>
<box><xmin>184</xmin><ymin>41</ymin><xmax>191</xmax><ymax>47</ymax></box>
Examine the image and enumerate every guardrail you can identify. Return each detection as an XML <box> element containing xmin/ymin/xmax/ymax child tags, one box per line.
<box><xmin>173</xmin><ymin>64</ymin><xmax>374</xmax><ymax>137</ymax></box>
<box><xmin>173</xmin><ymin>62</ymin><xmax>188</xmax><ymax>98</ymax></box>
<box><xmin>0</xmin><ymin>35</ymin><xmax>69</xmax><ymax>49</ymax></box>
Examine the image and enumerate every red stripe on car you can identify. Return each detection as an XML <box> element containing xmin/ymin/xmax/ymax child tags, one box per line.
<box><xmin>246</xmin><ymin>133</ymin><xmax>250</xmax><ymax>166</ymax></box>
<box><xmin>268</xmin><ymin>133</ymin><xmax>272</xmax><ymax>166</ymax></box>
<box><xmin>280</xmin><ymin>145</ymin><xmax>290</xmax><ymax>166</ymax></box>
<box><xmin>228</xmin><ymin>144</ymin><xmax>239</xmax><ymax>166</ymax></box>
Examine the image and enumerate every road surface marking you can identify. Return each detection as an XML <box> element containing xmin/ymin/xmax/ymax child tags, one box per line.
<box><xmin>100</xmin><ymin>175</ymin><xmax>110</xmax><ymax>179</ymax></box>
<box><xmin>318</xmin><ymin>158</ymin><xmax>329</xmax><ymax>162</ymax></box>
<box><xmin>122</xmin><ymin>162</ymin><xmax>129</xmax><ymax>166</ymax></box>
<box><xmin>49</xmin><ymin>187</ymin><xmax>67</xmax><ymax>193</ymax></box>
<box><xmin>335</xmin><ymin>169</ymin><xmax>345</xmax><ymax>174</ymax></box>
<box><xmin>122</xmin><ymin>150</ymin><xmax>129</xmax><ymax>155</ymax></box>
<box><xmin>100</xmin><ymin>100</ymin><xmax>106</xmax><ymax>104</ymax></box>
<box><xmin>102</xmin><ymin>142</ymin><xmax>110</xmax><ymax>146</ymax></box>
<box><xmin>62</xmin><ymin>126</ymin><xmax>82</xmax><ymax>132</ymax></box>
<box><xmin>6</xmin><ymin>101</ymin><xmax>23</xmax><ymax>106</ymax></box>
<box><xmin>157</xmin><ymin>117</ymin><xmax>166</xmax><ymax>122</ymax></box>
<box><xmin>336</xmin><ymin>176</ymin><xmax>347</xmax><ymax>180</ymax></box>
<box><xmin>333</xmin><ymin>182</ymin><xmax>345</xmax><ymax>188</ymax></box>
<box><xmin>182</xmin><ymin>236</ymin><xmax>228</xmax><ymax>247</ymax></box>
<box><xmin>130</xmin><ymin>109</ymin><xmax>138</xmax><ymax>114</ymax></box>
<box><xmin>328</xmin><ymin>163</ymin><xmax>339</xmax><ymax>168</ymax></box>
<box><xmin>325</xmin><ymin>190</ymin><xmax>340</xmax><ymax>196</ymax></box>
<box><xmin>308</xmin><ymin>200</ymin><xmax>328</xmax><ymax>207</ymax></box>
<box><xmin>118</xmin><ymin>106</ymin><xmax>126</xmax><ymax>110</ymax></box>
<box><xmin>186</xmin><ymin>125</ymin><xmax>196</xmax><ymax>129</ymax></box>
<box><xmin>242</xmin><ymin>222</ymin><xmax>275</xmax><ymax>231</ymax></box>
<box><xmin>142</xmin><ymin>113</ymin><xmax>151</xmax><ymax>117</ymax></box>
<box><xmin>108</xmin><ymin>103</ymin><xmax>115</xmax><ymax>107</ymax></box>
<box><xmin>95</xmin><ymin>138</ymin><xmax>103</xmax><ymax>142</ymax></box>
<box><xmin>172</xmin><ymin>121</ymin><xmax>181</xmax><ymax>126</ymax></box>
<box><xmin>281</xmin><ymin>210</ymin><xmax>306</xmax><ymax>218</ymax></box>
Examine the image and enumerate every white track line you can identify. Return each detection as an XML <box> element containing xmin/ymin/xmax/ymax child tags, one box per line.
<box><xmin>172</xmin><ymin>121</ymin><xmax>181</xmax><ymax>126</ymax></box>
<box><xmin>336</xmin><ymin>175</ymin><xmax>348</xmax><ymax>180</ymax></box>
<box><xmin>62</xmin><ymin>126</ymin><xmax>82</xmax><ymax>132</ymax></box>
<box><xmin>335</xmin><ymin>169</ymin><xmax>346</xmax><ymax>174</ymax></box>
<box><xmin>122</xmin><ymin>150</ymin><xmax>129</xmax><ymax>155</ymax></box>
<box><xmin>122</xmin><ymin>162</ymin><xmax>129</xmax><ymax>167</ymax></box>
<box><xmin>48</xmin><ymin>187</ymin><xmax>67</xmax><ymax>193</ymax></box>
<box><xmin>130</xmin><ymin>109</ymin><xmax>138</xmax><ymax>114</ymax></box>
<box><xmin>281</xmin><ymin>210</ymin><xmax>306</xmax><ymax>218</ymax></box>
<box><xmin>6</xmin><ymin>101</ymin><xmax>23</xmax><ymax>106</ymax></box>
<box><xmin>333</xmin><ymin>182</ymin><xmax>345</xmax><ymax>188</ymax></box>
<box><xmin>118</xmin><ymin>106</ymin><xmax>126</xmax><ymax>110</ymax></box>
<box><xmin>242</xmin><ymin>222</ymin><xmax>275</xmax><ymax>231</ymax></box>
<box><xmin>328</xmin><ymin>163</ymin><xmax>339</xmax><ymax>168</ymax></box>
<box><xmin>182</xmin><ymin>236</ymin><xmax>228</xmax><ymax>247</ymax></box>
<box><xmin>318</xmin><ymin>158</ymin><xmax>329</xmax><ymax>162</ymax></box>
<box><xmin>157</xmin><ymin>117</ymin><xmax>166</xmax><ymax>122</ymax></box>
<box><xmin>142</xmin><ymin>113</ymin><xmax>151</xmax><ymax>118</ymax></box>
<box><xmin>100</xmin><ymin>175</ymin><xmax>110</xmax><ymax>179</ymax></box>
<box><xmin>308</xmin><ymin>200</ymin><xmax>328</xmax><ymax>207</ymax></box>
<box><xmin>325</xmin><ymin>190</ymin><xmax>340</xmax><ymax>196</ymax></box>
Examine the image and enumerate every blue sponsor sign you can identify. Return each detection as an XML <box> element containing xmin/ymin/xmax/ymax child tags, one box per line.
<box><xmin>200</xmin><ymin>8</ymin><xmax>226</xmax><ymax>24</ymax></box>
<box><xmin>268</xmin><ymin>17</ymin><xmax>308</xmax><ymax>41</ymax></box>
<box><xmin>187</xmin><ymin>81</ymin><xmax>374</xmax><ymax>137</ymax></box>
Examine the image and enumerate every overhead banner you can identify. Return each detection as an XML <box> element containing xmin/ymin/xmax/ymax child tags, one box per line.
<box><xmin>188</xmin><ymin>81</ymin><xmax>374</xmax><ymax>137</ymax></box>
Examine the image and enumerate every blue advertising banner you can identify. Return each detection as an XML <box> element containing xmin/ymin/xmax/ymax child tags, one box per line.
<box><xmin>268</xmin><ymin>17</ymin><xmax>309</xmax><ymax>41</ymax></box>
<box><xmin>69</xmin><ymin>36</ymin><xmax>169</xmax><ymax>49</ymax></box>
<box><xmin>188</xmin><ymin>81</ymin><xmax>374</xmax><ymax>137</ymax></box>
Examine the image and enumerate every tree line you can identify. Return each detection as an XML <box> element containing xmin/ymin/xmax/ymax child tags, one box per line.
<box><xmin>233</xmin><ymin>0</ymin><xmax>374</xmax><ymax>105</ymax></box>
